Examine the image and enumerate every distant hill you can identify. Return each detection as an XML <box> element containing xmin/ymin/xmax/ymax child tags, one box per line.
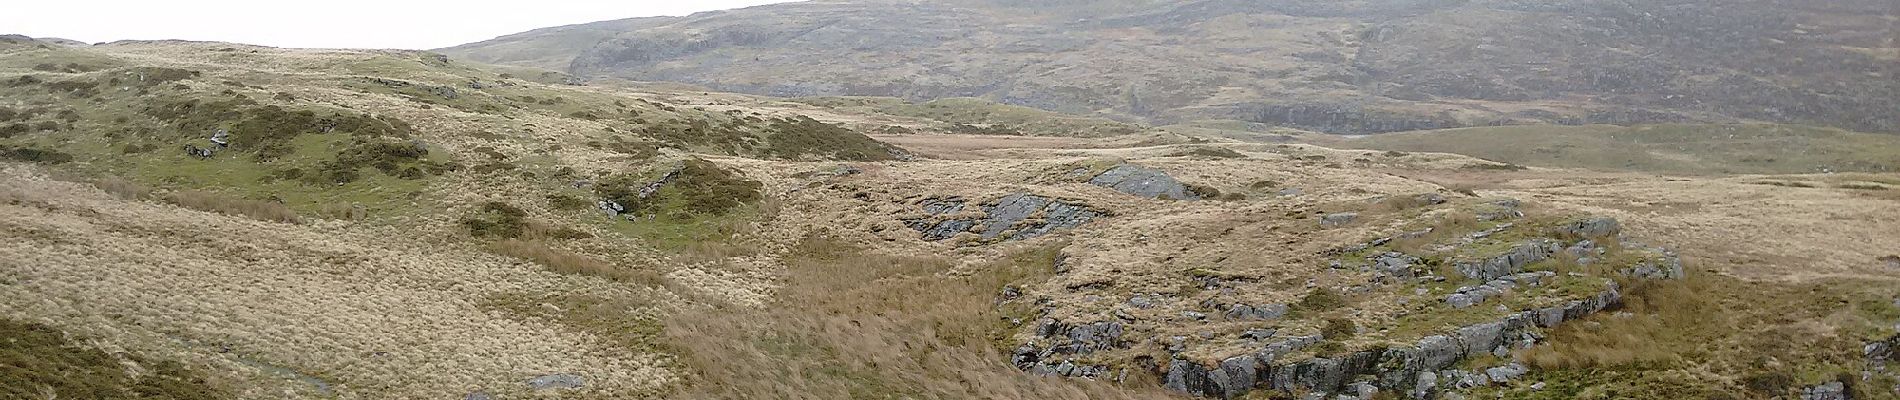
<box><xmin>1316</xmin><ymin>124</ymin><xmax>1900</xmax><ymax>175</ymax></box>
<box><xmin>440</xmin><ymin>0</ymin><xmax>1900</xmax><ymax>135</ymax></box>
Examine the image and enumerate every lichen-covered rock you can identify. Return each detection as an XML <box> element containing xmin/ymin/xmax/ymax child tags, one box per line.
<box><xmin>1801</xmin><ymin>381</ymin><xmax>1848</xmax><ymax>400</ymax></box>
<box><xmin>1412</xmin><ymin>371</ymin><xmax>1438</xmax><ymax>400</ymax></box>
<box><xmin>1453</xmin><ymin>240</ymin><xmax>1559</xmax><ymax>281</ymax></box>
<box><xmin>1553</xmin><ymin>217</ymin><xmax>1621</xmax><ymax>239</ymax></box>
<box><xmin>1321</xmin><ymin>213</ymin><xmax>1359</xmax><ymax>228</ymax></box>
<box><xmin>905</xmin><ymin>193</ymin><xmax>1100</xmax><ymax>242</ymax></box>
<box><xmin>1623</xmin><ymin>253</ymin><xmax>1685</xmax><ymax>280</ymax></box>
<box><xmin>1211</xmin><ymin>355</ymin><xmax>1262</xmax><ymax>398</ymax></box>
<box><xmin>1089</xmin><ymin>164</ymin><xmax>1200</xmax><ymax>200</ymax></box>
<box><xmin>527</xmin><ymin>373</ymin><xmax>584</xmax><ymax>390</ymax></box>
<box><xmin>1225</xmin><ymin>303</ymin><xmax>1289</xmax><ymax>320</ymax></box>
<box><xmin>1031</xmin><ymin>318</ymin><xmax>1125</xmax><ymax>355</ymax></box>
<box><xmin>1372</xmin><ymin>253</ymin><xmax>1423</xmax><ymax>279</ymax></box>
<box><xmin>1483</xmin><ymin>363</ymin><xmax>1527</xmax><ymax>383</ymax></box>
<box><xmin>979</xmin><ymin>193</ymin><xmax>1101</xmax><ymax>240</ymax></box>
<box><xmin>1165</xmin><ymin>358</ymin><xmax>1219</xmax><ymax>396</ymax></box>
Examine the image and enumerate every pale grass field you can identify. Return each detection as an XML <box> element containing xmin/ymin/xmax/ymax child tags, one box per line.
<box><xmin>0</xmin><ymin>165</ymin><xmax>677</xmax><ymax>398</ymax></box>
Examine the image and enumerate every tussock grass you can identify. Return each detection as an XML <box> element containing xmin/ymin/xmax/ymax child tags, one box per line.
<box><xmin>1389</xmin><ymin>210</ymin><xmax>1487</xmax><ymax>254</ymax></box>
<box><xmin>164</xmin><ymin>190</ymin><xmax>300</xmax><ymax>223</ymax></box>
<box><xmin>0</xmin><ymin>318</ymin><xmax>224</xmax><ymax>399</ymax></box>
<box><xmin>1507</xmin><ymin>274</ymin><xmax>1897</xmax><ymax>399</ymax></box>
<box><xmin>490</xmin><ymin>239</ymin><xmax>661</xmax><ymax>286</ymax></box>
<box><xmin>662</xmin><ymin>237</ymin><xmax>1170</xmax><ymax>399</ymax></box>
<box><xmin>93</xmin><ymin>176</ymin><xmax>152</xmax><ymax>200</ymax></box>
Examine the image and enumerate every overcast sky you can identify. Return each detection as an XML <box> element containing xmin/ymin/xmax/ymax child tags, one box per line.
<box><xmin>1</xmin><ymin>0</ymin><xmax>802</xmax><ymax>50</ymax></box>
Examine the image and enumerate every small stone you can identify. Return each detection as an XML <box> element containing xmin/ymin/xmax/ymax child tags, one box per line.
<box><xmin>1129</xmin><ymin>296</ymin><xmax>1155</xmax><ymax>309</ymax></box>
<box><xmin>1242</xmin><ymin>328</ymin><xmax>1278</xmax><ymax>341</ymax></box>
<box><xmin>528</xmin><ymin>373</ymin><xmax>584</xmax><ymax>391</ymax></box>
<box><xmin>1321</xmin><ymin>213</ymin><xmax>1359</xmax><ymax>228</ymax></box>
<box><xmin>1531</xmin><ymin>382</ymin><xmax>1547</xmax><ymax>390</ymax></box>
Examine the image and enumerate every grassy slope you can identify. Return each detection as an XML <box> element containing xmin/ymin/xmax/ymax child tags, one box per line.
<box><xmin>1324</xmin><ymin>124</ymin><xmax>1900</xmax><ymax>175</ymax></box>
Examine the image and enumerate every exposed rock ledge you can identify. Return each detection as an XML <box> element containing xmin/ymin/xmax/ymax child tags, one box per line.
<box><xmin>1010</xmin><ymin>215</ymin><xmax>1688</xmax><ymax>399</ymax></box>
<box><xmin>1162</xmin><ymin>282</ymin><xmax>1623</xmax><ymax>398</ymax></box>
<box><xmin>903</xmin><ymin>193</ymin><xmax>1103</xmax><ymax>242</ymax></box>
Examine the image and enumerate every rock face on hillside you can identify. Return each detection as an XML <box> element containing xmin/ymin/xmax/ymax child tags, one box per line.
<box><xmin>442</xmin><ymin>0</ymin><xmax>1900</xmax><ymax>134</ymax></box>
<box><xmin>903</xmin><ymin>193</ymin><xmax>1102</xmax><ymax>242</ymax></box>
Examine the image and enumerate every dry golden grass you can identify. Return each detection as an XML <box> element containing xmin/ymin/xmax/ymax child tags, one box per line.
<box><xmin>1520</xmin><ymin>278</ymin><xmax>1720</xmax><ymax>369</ymax></box>
<box><xmin>1511</xmin><ymin>273</ymin><xmax>1900</xmax><ymax>399</ymax></box>
<box><xmin>663</xmin><ymin>236</ymin><xmax>1173</xmax><ymax>399</ymax></box>
<box><xmin>0</xmin><ymin>166</ymin><xmax>679</xmax><ymax>398</ymax></box>
<box><xmin>164</xmin><ymin>190</ymin><xmax>301</xmax><ymax>224</ymax></box>
<box><xmin>93</xmin><ymin>176</ymin><xmax>152</xmax><ymax>200</ymax></box>
<box><xmin>490</xmin><ymin>239</ymin><xmax>663</xmax><ymax>286</ymax></box>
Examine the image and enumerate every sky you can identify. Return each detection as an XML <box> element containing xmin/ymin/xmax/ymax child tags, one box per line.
<box><xmin>1</xmin><ymin>0</ymin><xmax>803</xmax><ymax>50</ymax></box>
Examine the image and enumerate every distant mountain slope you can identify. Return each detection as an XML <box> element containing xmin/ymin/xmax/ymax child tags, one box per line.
<box><xmin>441</xmin><ymin>0</ymin><xmax>1899</xmax><ymax>134</ymax></box>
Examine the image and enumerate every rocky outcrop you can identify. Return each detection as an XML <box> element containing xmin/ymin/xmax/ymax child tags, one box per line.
<box><xmin>1223</xmin><ymin>303</ymin><xmax>1289</xmax><ymax>321</ymax></box>
<box><xmin>1014</xmin><ymin>318</ymin><xmax>1126</xmax><ymax>379</ymax></box>
<box><xmin>1453</xmin><ymin>240</ymin><xmax>1560</xmax><ymax>281</ymax></box>
<box><xmin>1552</xmin><ymin>217</ymin><xmax>1621</xmax><ymax>239</ymax></box>
<box><xmin>1623</xmin><ymin>255</ymin><xmax>1686</xmax><ymax>280</ymax></box>
<box><xmin>904</xmin><ymin>193</ymin><xmax>1102</xmax><ymax>242</ymax></box>
<box><xmin>1446</xmin><ymin>272</ymin><xmax>1558</xmax><ymax>309</ymax></box>
<box><xmin>1087</xmin><ymin>164</ymin><xmax>1199</xmax><ymax>200</ymax></box>
<box><xmin>1161</xmin><ymin>281</ymin><xmax>1625</xmax><ymax>399</ymax></box>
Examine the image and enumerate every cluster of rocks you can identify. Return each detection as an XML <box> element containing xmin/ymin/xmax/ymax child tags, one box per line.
<box><xmin>1445</xmin><ymin>271</ymin><xmax>1560</xmax><ymax>309</ymax></box>
<box><xmin>598</xmin><ymin>165</ymin><xmax>683</xmax><ymax>221</ymax></box>
<box><xmin>1801</xmin><ymin>381</ymin><xmax>1848</xmax><ymax>400</ymax></box>
<box><xmin>1163</xmin><ymin>282</ymin><xmax>1625</xmax><ymax>398</ymax></box>
<box><xmin>1623</xmin><ymin>254</ymin><xmax>1686</xmax><ymax>280</ymax></box>
<box><xmin>1452</xmin><ymin>240</ymin><xmax>1561</xmax><ymax>281</ymax></box>
<box><xmin>1013</xmin><ymin>318</ymin><xmax>1127</xmax><ymax>379</ymax></box>
<box><xmin>1475</xmin><ymin>199</ymin><xmax>1525</xmax><ymax>221</ymax></box>
<box><xmin>364</xmin><ymin>76</ymin><xmax>460</xmax><ymax>99</ymax></box>
<box><xmin>1084</xmin><ymin>163</ymin><xmax>1200</xmax><ymax>200</ymax></box>
<box><xmin>1552</xmin><ymin>217</ymin><xmax>1621</xmax><ymax>239</ymax></box>
<box><xmin>903</xmin><ymin>193</ymin><xmax>1102</xmax><ymax>242</ymax></box>
<box><xmin>1856</xmin><ymin>301</ymin><xmax>1900</xmax><ymax>396</ymax></box>
<box><xmin>1223</xmin><ymin>303</ymin><xmax>1290</xmax><ymax>321</ymax></box>
<box><xmin>1362</xmin><ymin>252</ymin><xmax>1433</xmax><ymax>281</ymax></box>
<box><xmin>1439</xmin><ymin>363</ymin><xmax>1531</xmax><ymax>390</ymax></box>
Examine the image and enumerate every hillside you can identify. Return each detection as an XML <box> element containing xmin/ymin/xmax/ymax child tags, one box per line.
<box><xmin>4</xmin><ymin>36</ymin><xmax>1900</xmax><ymax>400</ymax></box>
<box><xmin>441</xmin><ymin>0</ymin><xmax>1900</xmax><ymax>135</ymax></box>
<box><xmin>1314</xmin><ymin>124</ymin><xmax>1900</xmax><ymax>175</ymax></box>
